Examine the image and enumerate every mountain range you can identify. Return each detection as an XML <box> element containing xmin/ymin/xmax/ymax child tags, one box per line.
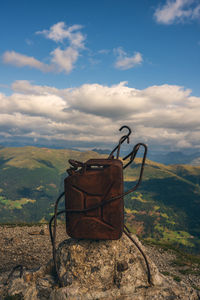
<box><xmin>93</xmin><ymin>148</ymin><xmax>200</xmax><ymax>165</ymax></box>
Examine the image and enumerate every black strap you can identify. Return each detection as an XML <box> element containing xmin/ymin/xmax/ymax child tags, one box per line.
<box><xmin>4</xmin><ymin>264</ymin><xmax>24</xmax><ymax>285</ymax></box>
<box><xmin>124</xmin><ymin>225</ymin><xmax>152</xmax><ymax>286</ymax></box>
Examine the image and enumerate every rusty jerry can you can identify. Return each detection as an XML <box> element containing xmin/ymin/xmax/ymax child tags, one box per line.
<box><xmin>65</xmin><ymin>158</ymin><xmax>124</xmax><ymax>239</ymax></box>
<box><xmin>63</xmin><ymin>125</ymin><xmax>147</xmax><ymax>240</ymax></box>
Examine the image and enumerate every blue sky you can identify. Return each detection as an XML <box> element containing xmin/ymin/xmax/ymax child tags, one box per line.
<box><xmin>0</xmin><ymin>0</ymin><xmax>200</xmax><ymax>152</ymax></box>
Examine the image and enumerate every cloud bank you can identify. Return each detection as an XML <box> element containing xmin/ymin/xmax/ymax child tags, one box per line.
<box><xmin>0</xmin><ymin>80</ymin><xmax>200</xmax><ymax>151</ymax></box>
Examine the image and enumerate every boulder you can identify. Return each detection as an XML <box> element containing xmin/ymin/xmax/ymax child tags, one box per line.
<box><xmin>1</xmin><ymin>233</ymin><xmax>199</xmax><ymax>299</ymax></box>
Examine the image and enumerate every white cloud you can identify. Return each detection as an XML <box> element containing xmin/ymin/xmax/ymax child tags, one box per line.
<box><xmin>51</xmin><ymin>47</ymin><xmax>79</xmax><ymax>73</ymax></box>
<box><xmin>1</xmin><ymin>80</ymin><xmax>200</xmax><ymax>150</ymax></box>
<box><xmin>114</xmin><ymin>48</ymin><xmax>143</xmax><ymax>70</ymax></box>
<box><xmin>2</xmin><ymin>22</ymin><xmax>85</xmax><ymax>74</ymax></box>
<box><xmin>36</xmin><ymin>21</ymin><xmax>85</xmax><ymax>48</ymax></box>
<box><xmin>2</xmin><ymin>51</ymin><xmax>52</xmax><ymax>72</ymax></box>
<box><xmin>0</xmin><ymin>92</ymin><xmax>67</xmax><ymax>122</ymax></box>
<box><xmin>154</xmin><ymin>0</ymin><xmax>200</xmax><ymax>24</ymax></box>
<box><xmin>11</xmin><ymin>80</ymin><xmax>59</xmax><ymax>95</ymax></box>
<box><xmin>2</xmin><ymin>47</ymin><xmax>79</xmax><ymax>74</ymax></box>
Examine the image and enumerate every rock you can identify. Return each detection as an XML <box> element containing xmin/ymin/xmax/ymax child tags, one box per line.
<box><xmin>1</xmin><ymin>233</ymin><xmax>199</xmax><ymax>300</ymax></box>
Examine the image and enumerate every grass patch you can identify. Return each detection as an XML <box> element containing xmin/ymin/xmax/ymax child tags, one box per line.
<box><xmin>0</xmin><ymin>222</ymin><xmax>47</xmax><ymax>227</ymax></box>
<box><xmin>173</xmin><ymin>275</ymin><xmax>181</xmax><ymax>282</ymax></box>
<box><xmin>0</xmin><ymin>197</ymin><xmax>36</xmax><ymax>210</ymax></box>
<box><xmin>170</xmin><ymin>259</ymin><xmax>188</xmax><ymax>267</ymax></box>
<box><xmin>192</xmin><ymin>284</ymin><xmax>200</xmax><ymax>291</ymax></box>
<box><xmin>161</xmin><ymin>271</ymin><xmax>170</xmax><ymax>276</ymax></box>
<box><xmin>4</xmin><ymin>294</ymin><xmax>23</xmax><ymax>300</ymax></box>
<box><xmin>142</xmin><ymin>239</ymin><xmax>200</xmax><ymax>267</ymax></box>
<box><xmin>179</xmin><ymin>268</ymin><xmax>200</xmax><ymax>276</ymax></box>
<box><xmin>178</xmin><ymin>268</ymin><xmax>191</xmax><ymax>275</ymax></box>
<box><xmin>154</xmin><ymin>225</ymin><xmax>194</xmax><ymax>248</ymax></box>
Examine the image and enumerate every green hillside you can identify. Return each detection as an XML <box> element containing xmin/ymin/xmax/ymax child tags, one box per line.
<box><xmin>0</xmin><ymin>146</ymin><xmax>200</xmax><ymax>253</ymax></box>
<box><xmin>124</xmin><ymin>159</ymin><xmax>200</xmax><ymax>253</ymax></box>
<box><xmin>0</xmin><ymin>146</ymin><xmax>105</xmax><ymax>223</ymax></box>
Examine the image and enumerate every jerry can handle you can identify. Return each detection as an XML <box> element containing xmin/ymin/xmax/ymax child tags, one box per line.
<box><xmin>108</xmin><ymin>125</ymin><xmax>132</xmax><ymax>159</ymax></box>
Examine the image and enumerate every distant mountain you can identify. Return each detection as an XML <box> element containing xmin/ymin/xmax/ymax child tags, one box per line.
<box><xmin>0</xmin><ymin>146</ymin><xmax>200</xmax><ymax>253</ymax></box>
<box><xmin>91</xmin><ymin>148</ymin><xmax>111</xmax><ymax>155</ymax></box>
<box><xmin>148</xmin><ymin>151</ymin><xmax>200</xmax><ymax>165</ymax></box>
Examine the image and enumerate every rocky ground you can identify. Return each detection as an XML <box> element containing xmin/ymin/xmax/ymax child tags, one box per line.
<box><xmin>0</xmin><ymin>224</ymin><xmax>199</xmax><ymax>294</ymax></box>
